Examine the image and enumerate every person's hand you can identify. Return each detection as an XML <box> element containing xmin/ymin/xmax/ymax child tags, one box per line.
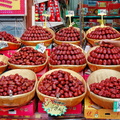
<box><xmin>99</xmin><ymin>39</ymin><xmax>120</xmax><ymax>47</ymax></box>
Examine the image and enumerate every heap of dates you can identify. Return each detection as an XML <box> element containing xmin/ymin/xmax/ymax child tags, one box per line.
<box><xmin>49</xmin><ymin>43</ymin><xmax>86</xmax><ymax>65</ymax></box>
<box><xmin>55</xmin><ymin>27</ymin><xmax>82</xmax><ymax>41</ymax></box>
<box><xmin>8</xmin><ymin>47</ymin><xmax>46</xmax><ymax>65</ymax></box>
<box><xmin>0</xmin><ymin>61</ymin><xmax>6</xmax><ymax>66</ymax></box>
<box><xmin>38</xmin><ymin>70</ymin><xmax>85</xmax><ymax>98</ymax></box>
<box><xmin>90</xmin><ymin>76</ymin><xmax>120</xmax><ymax>98</ymax></box>
<box><xmin>88</xmin><ymin>42</ymin><xmax>120</xmax><ymax>65</ymax></box>
<box><xmin>87</xmin><ymin>27</ymin><xmax>120</xmax><ymax>39</ymax></box>
<box><xmin>20</xmin><ymin>26</ymin><xmax>53</xmax><ymax>41</ymax></box>
<box><xmin>0</xmin><ymin>74</ymin><xmax>35</xmax><ymax>96</ymax></box>
<box><xmin>0</xmin><ymin>31</ymin><xmax>20</xmax><ymax>43</ymax></box>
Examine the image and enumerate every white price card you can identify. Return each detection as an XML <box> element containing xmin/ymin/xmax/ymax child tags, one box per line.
<box><xmin>8</xmin><ymin>109</ymin><xmax>16</xmax><ymax>114</ymax></box>
<box><xmin>66</xmin><ymin>10</ymin><xmax>74</xmax><ymax>17</ymax></box>
<box><xmin>34</xmin><ymin>0</ymin><xmax>48</xmax><ymax>4</ymax></box>
<box><xmin>113</xmin><ymin>101</ymin><xmax>120</xmax><ymax>112</ymax></box>
<box><xmin>35</xmin><ymin>43</ymin><xmax>46</xmax><ymax>53</ymax></box>
<box><xmin>0</xmin><ymin>42</ymin><xmax>8</xmax><ymax>49</ymax></box>
<box><xmin>98</xmin><ymin>9</ymin><xmax>107</xmax><ymax>15</ymax></box>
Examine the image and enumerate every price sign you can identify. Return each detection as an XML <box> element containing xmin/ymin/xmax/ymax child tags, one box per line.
<box><xmin>0</xmin><ymin>42</ymin><xmax>8</xmax><ymax>49</ymax></box>
<box><xmin>98</xmin><ymin>9</ymin><xmax>107</xmax><ymax>15</ymax></box>
<box><xmin>66</xmin><ymin>10</ymin><xmax>74</xmax><ymax>17</ymax></box>
<box><xmin>35</xmin><ymin>43</ymin><xmax>46</xmax><ymax>53</ymax></box>
<box><xmin>43</xmin><ymin>98</ymin><xmax>67</xmax><ymax>116</ymax></box>
<box><xmin>113</xmin><ymin>101</ymin><xmax>120</xmax><ymax>112</ymax></box>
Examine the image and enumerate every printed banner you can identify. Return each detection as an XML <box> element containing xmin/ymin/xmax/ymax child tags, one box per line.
<box><xmin>0</xmin><ymin>0</ymin><xmax>26</xmax><ymax>16</ymax></box>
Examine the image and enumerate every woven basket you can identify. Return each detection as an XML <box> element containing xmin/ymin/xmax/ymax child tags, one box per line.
<box><xmin>8</xmin><ymin>46</ymin><xmax>48</xmax><ymax>73</ymax></box>
<box><xmin>0</xmin><ymin>55</ymin><xmax>8</xmax><ymax>74</ymax></box>
<box><xmin>49</xmin><ymin>44</ymin><xmax>87</xmax><ymax>72</ymax></box>
<box><xmin>87</xmin><ymin>69</ymin><xmax>120</xmax><ymax>109</ymax></box>
<box><xmin>86</xmin><ymin>46</ymin><xmax>120</xmax><ymax>72</ymax></box>
<box><xmin>0</xmin><ymin>69</ymin><xmax>37</xmax><ymax>107</ymax></box>
<box><xmin>0</xmin><ymin>37</ymin><xmax>21</xmax><ymax>50</ymax></box>
<box><xmin>86</xmin><ymin>26</ymin><xmax>120</xmax><ymax>46</ymax></box>
<box><xmin>20</xmin><ymin>28</ymin><xmax>55</xmax><ymax>47</ymax></box>
<box><xmin>54</xmin><ymin>27</ymin><xmax>85</xmax><ymax>45</ymax></box>
<box><xmin>36</xmin><ymin>68</ymin><xmax>87</xmax><ymax>107</ymax></box>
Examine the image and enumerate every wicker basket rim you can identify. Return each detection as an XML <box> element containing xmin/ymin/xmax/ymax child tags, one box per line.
<box><xmin>0</xmin><ymin>37</ymin><xmax>21</xmax><ymax>45</ymax></box>
<box><xmin>0</xmin><ymin>69</ymin><xmax>37</xmax><ymax>98</ymax></box>
<box><xmin>87</xmin><ymin>83</ymin><xmax>120</xmax><ymax>101</ymax></box>
<box><xmin>36</xmin><ymin>68</ymin><xmax>87</xmax><ymax>100</ymax></box>
<box><xmin>8</xmin><ymin>46</ymin><xmax>48</xmax><ymax>66</ymax></box>
<box><xmin>20</xmin><ymin>27</ymin><xmax>55</xmax><ymax>42</ymax></box>
<box><xmin>86</xmin><ymin>46</ymin><xmax>120</xmax><ymax>67</ymax></box>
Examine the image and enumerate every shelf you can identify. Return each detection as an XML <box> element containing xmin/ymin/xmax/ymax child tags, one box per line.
<box><xmin>84</xmin><ymin>27</ymin><xmax>120</xmax><ymax>30</ymax></box>
<box><xmin>35</xmin><ymin>21</ymin><xmax>64</xmax><ymax>27</ymax></box>
<box><xmin>34</xmin><ymin>0</ymin><xmax>48</xmax><ymax>4</ymax></box>
<box><xmin>73</xmin><ymin>16</ymin><xmax>120</xmax><ymax>19</ymax></box>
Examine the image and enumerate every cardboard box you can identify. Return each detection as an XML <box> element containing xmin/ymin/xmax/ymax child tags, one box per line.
<box><xmin>108</xmin><ymin>3</ymin><xmax>120</xmax><ymax>15</ymax></box>
<box><xmin>84</xmin><ymin>96</ymin><xmax>120</xmax><ymax>119</ymax></box>
<box><xmin>0</xmin><ymin>99</ymin><xmax>36</xmax><ymax>116</ymax></box>
<box><xmin>0</xmin><ymin>50</ymin><xmax>17</xmax><ymax>58</ymax></box>
<box><xmin>36</xmin><ymin>65</ymin><xmax>49</xmax><ymax>79</ymax></box>
<box><xmin>38</xmin><ymin>100</ymin><xmax>83</xmax><ymax>118</ymax></box>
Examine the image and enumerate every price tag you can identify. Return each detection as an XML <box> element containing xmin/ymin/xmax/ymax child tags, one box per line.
<box><xmin>113</xmin><ymin>101</ymin><xmax>120</xmax><ymax>112</ymax></box>
<box><xmin>35</xmin><ymin>43</ymin><xmax>46</xmax><ymax>53</ymax></box>
<box><xmin>0</xmin><ymin>42</ymin><xmax>8</xmax><ymax>49</ymax></box>
<box><xmin>66</xmin><ymin>10</ymin><xmax>74</xmax><ymax>17</ymax></box>
<box><xmin>43</xmin><ymin>98</ymin><xmax>67</xmax><ymax>116</ymax></box>
<box><xmin>8</xmin><ymin>109</ymin><xmax>16</xmax><ymax>114</ymax></box>
<box><xmin>98</xmin><ymin>9</ymin><xmax>107</xmax><ymax>15</ymax></box>
<box><xmin>42</xmin><ymin>10</ymin><xmax>51</xmax><ymax>17</ymax></box>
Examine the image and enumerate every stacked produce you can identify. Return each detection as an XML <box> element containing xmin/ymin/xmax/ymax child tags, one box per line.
<box><xmin>20</xmin><ymin>26</ymin><xmax>53</xmax><ymax>41</ymax></box>
<box><xmin>0</xmin><ymin>31</ymin><xmax>20</xmax><ymax>43</ymax></box>
<box><xmin>38</xmin><ymin>70</ymin><xmax>85</xmax><ymax>98</ymax></box>
<box><xmin>90</xmin><ymin>76</ymin><xmax>120</xmax><ymax>98</ymax></box>
<box><xmin>87</xmin><ymin>26</ymin><xmax>120</xmax><ymax>39</ymax></box>
<box><xmin>8</xmin><ymin>47</ymin><xmax>46</xmax><ymax>65</ymax></box>
<box><xmin>87</xmin><ymin>42</ymin><xmax>120</xmax><ymax>65</ymax></box>
<box><xmin>55</xmin><ymin>27</ymin><xmax>81</xmax><ymax>41</ymax></box>
<box><xmin>49</xmin><ymin>43</ymin><xmax>86</xmax><ymax>65</ymax></box>
<box><xmin>0</xmin><ymin>73</ymin><xmax>35</xmax><ymax>96</ymax></box>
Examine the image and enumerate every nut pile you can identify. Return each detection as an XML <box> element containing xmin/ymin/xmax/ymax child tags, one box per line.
<box><xmin>38</xmin><ymin>70</ymin><xmax>85</xmax><ymax>98</ymax></box>
<box><xmin>20</xmin><ymin>26</ymin><xmax>53</xmax><ymax>41</ymax></box>
<box><xmin>90</xmin><ymin>77</ymin><xmax>120</xmax><ymax>98</ymax></box>
<box><xmin>88</xmin><ymin>42</ymin><xmax>120</xmax><ymax>65</ymax></box>
<box><xmin>49</xmin><ymin>43</ymin><xmax>86</xmax><ymax>65</ymax></box>
<box><xmin>0</xmin><ymin>74</ymin><xmax>35</xmax><ymax>96</ymax></box>
<box><xmin>55</xmin><ymin>27</ymin><xmax>82</xmax><ymax>41</ymax></box>
<box><xmin>8</xmin><ymin>47</ymin><xmax>46</xmax><ymax>65</ymax></box>
<box><xmin>87</xmin><ymin>27</ymin><xmax>120</xmax><ymax>39</ymax></box>
<box><xmin>0</xmin><ymin>31</ymin><xmax>20</xmax><ymax>43</ymax></box>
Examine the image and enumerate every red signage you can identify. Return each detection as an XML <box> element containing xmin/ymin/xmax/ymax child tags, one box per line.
<box><xmin>0</xmin><ymin>0</ymin><xmax>26</xmax><ymax>16</ymax></box>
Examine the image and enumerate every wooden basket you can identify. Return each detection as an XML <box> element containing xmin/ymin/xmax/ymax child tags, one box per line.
<box><xmin>49</xmin><ymin>44</ymin><xmax>87</xmax><ymax>72</ymax></box>
<box><xmin>86</xmin><ymin>26</ymin><xmax>120</xmax><ymax>46</ymax></box>
<box><xmin>36</xmin><ymin>68</ymin><xmax>87</xmax><ymax>107</ymax></box>
<box><xmin>0</xmin><ymin>37</ymin><xmax>21</xmax><ymax>50</ymax></box>
<box><xmin>0</xmin><ymin>55</ymin><xmax>8</xmax><ymax>74</ymax></box>
<box><xmin>0</xmin><ymin>69</ymin><xmax>37</xmax><ymax>107</ymax></box>
<box><xmin>86</xmin><ymin>46</ymin><xmax>120</xmax><ymax>72</ymax></box>
<box><xmin>20</xmin><ymin>28</ymin><xmax>55</xmax><ymax>47</ymax></box>
<box><xmin>54</xmin><ymin>27</ymin><xmax>86</xmax><ymax>45</ymax></box>
<box><xmin>87</xmin><ymin>69</ymin><xmax>120</xmax><ymax>109</ymax></box>
<box><xmin>8</xmin><ymin>46</ymin><xmax>48</xmax><ymax>73</ymax></box>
